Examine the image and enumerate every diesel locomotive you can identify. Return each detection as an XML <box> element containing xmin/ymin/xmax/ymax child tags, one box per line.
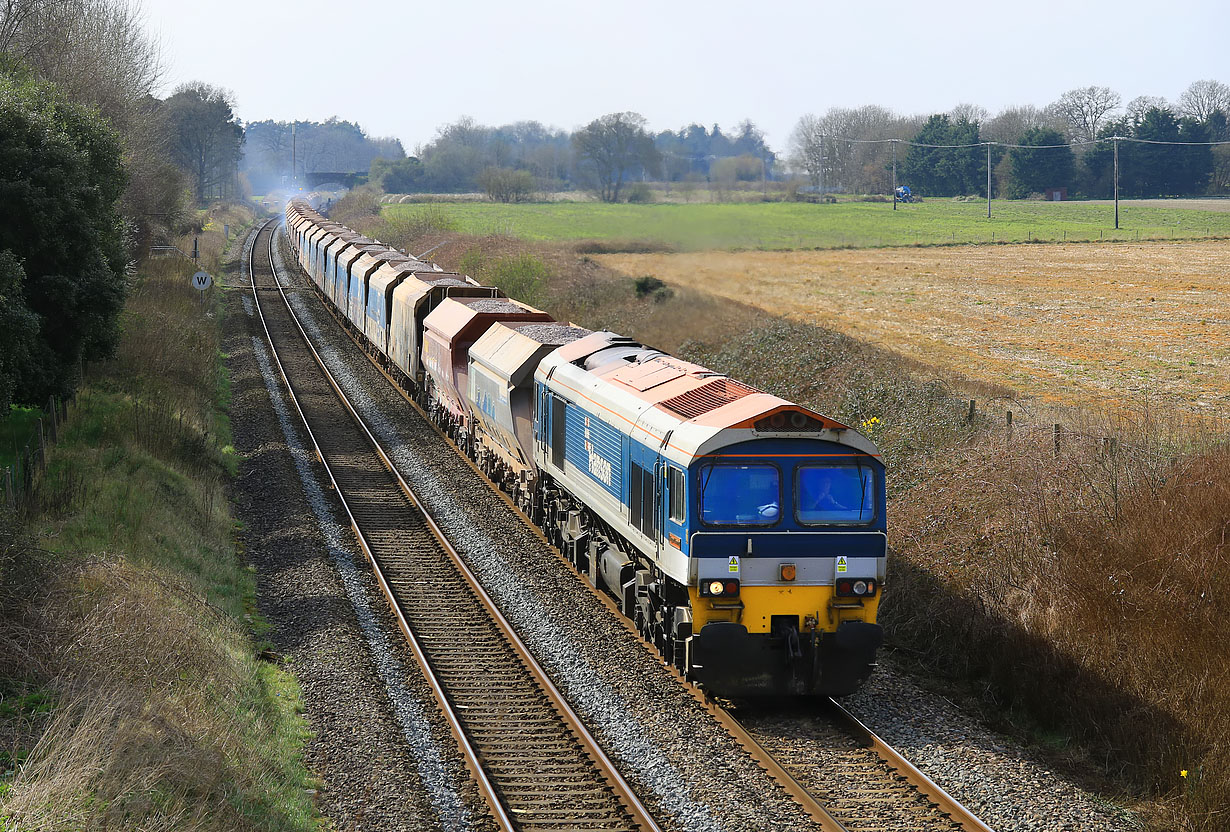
<box><xmin>285</xmin><ymin>199</ymin><xmax>885</xmax><ymax>697</ymax></box>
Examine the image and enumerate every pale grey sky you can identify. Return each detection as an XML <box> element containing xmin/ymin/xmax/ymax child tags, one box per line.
<box><xmin>141</xmin><ymin>0</ymin><xmax>1228</xmax><ymax>152</ymax></box>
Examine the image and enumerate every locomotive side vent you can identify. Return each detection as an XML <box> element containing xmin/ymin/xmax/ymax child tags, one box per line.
<box><xmin>659</xmin><ymin>378</ymin><xmax>759</xmax><ymax>419</ymax></box>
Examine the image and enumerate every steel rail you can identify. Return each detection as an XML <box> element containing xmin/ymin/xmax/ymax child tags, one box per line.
<box><xmin>827</xmin><ymin>698</ymin><xmax>996</xmax><ymax>832</ymax></box>
<box><xmin>249</xmin><ymin>219</ymin><xmax>660</xmax><ymax>832</ymax></box>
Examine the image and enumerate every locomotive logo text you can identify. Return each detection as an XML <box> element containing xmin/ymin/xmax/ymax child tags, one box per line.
<box><xmin>587</xmin><ymin>447</ymin><xmax>613</xmax><ymax>487</ymax></box>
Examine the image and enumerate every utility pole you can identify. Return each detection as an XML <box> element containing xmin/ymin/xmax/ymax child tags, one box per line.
<box><xmin>292</xmin><ymin>123</ymin><xmax>297</xmax><ymax>189</ymax></box>
<box><xmin>986</xmin><ymin>143</ymin><xmax>993</xmax><ymax>219</ymax></box>
<box><xmin>892</xmin><ymin>140</ymin><xmax>897</xmax><ymax>210</ymax></box>
<box><xmin>1113</xmin><ymin>137</ymin><xmax>1120</xmax><ymax>230</ymax></box>
<box><xmin>818</xmin><ymin>134</ymin><xmax>825</xmax><ymax>198</ymax></box>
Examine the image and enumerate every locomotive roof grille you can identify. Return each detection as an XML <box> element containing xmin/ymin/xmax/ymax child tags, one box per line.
<box><xmin>658</xmin><ymin>377</ymin><xmax>759</xmax><ymax>420</ymax></box>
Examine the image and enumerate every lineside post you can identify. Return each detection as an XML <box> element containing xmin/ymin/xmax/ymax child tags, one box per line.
<box><xmin>892</xmin><ymin>141</ymin><xmax>897</xmax><ymax>210</ymax></box>
<box><xmin>1113</xmin><ymin>138</ymin><xmax>1120</xmax><ymax>230</ymax></box>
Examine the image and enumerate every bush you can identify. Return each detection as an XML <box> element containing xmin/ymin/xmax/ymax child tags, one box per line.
<box><xmin>478</xmin><ymin>167</ymin><xmax>535</xmax><ymax>203</ymax></box>
<box><xmin>329</xmin><ymin>186</ymin><xmax>382</xmax><ymax>225</ymax></box>
<box><xmin>632</xmin><ymin>275</ymin><xmax>673</xmax><ymax>302</ymax></box>
<box><xmin>624</xmin><ymin>182</ymin><xmax>654</xmax><ymax>203</ymax></box>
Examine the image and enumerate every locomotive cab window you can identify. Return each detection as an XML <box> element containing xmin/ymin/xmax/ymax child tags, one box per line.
<box><xmin>795</xmin><ymin>464</ymin><xmax>876</xmax><ymax>525</ymax></box>
<box><xmin>667</xmin><ymin>466</ymin><xmax>686</xmax><ymax>523</ymax></box>
<box><xmin>699</xmin><ymin>464</ymin><xmax>780</xmax><ymax>527</ymax></box>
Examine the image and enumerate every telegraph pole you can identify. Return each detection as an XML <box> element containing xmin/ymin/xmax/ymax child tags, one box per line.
<box><xmin>892</xmin><ymin>140</ymin><xmax>897</xmax><ymax>210</ymax></box>
<box><xmin>818</xmin><ymin>134</ymin><xmax>825</xmax><ymax>198</ymax></box>
<box><xmin>986</xmin><ymin>143</ymin><xmax>992</xmax><ymax>219</ymax></box>
<box><xmin>1113</xmin><ymin>137</ymin><xmax>1120</xmax><ymax>230</ymax></box>
<box><xmin>292</xmin><ymin>123</ymin><xmax>297</xmax><ymax>188</ymax></box>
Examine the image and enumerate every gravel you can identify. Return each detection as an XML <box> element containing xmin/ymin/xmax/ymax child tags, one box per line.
<box><xmin>225</xmin><ymin>224</ymin><xmax>490</xmax><ymax>832</ymax></box>
<box><xmin>513</xmin><ymin>323</ymin><xmax>593</xmax><ymax>345</ymax></box>
<box><xmin>843</xmin><ymin>657</ymin><xmax>1143</xmax><ymax>832</ymax></box>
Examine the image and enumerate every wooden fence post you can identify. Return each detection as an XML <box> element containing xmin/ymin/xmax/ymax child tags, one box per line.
<box><xmin>4</xmin><ymin>467</ymin><xmax>12</xmax><ymax>510</ymax></box>
<box><xmin>1053</xmin><ymin>424</ymin><xmax>1062</xmax><ymax>458</ymax></box>
<box><xmin>37</xmin><ymin>419</ymin><xmax>46</xmax><ymax>468</ymax></box>
<box><xmin>967</xmin><ymin>399</ymin><xmax>976</xmax><ymax>421</ymax></box>
<box><xmin>47</xmin><ymin>395</ymin><xmax>57</xmax><ymax>442</ymax></box>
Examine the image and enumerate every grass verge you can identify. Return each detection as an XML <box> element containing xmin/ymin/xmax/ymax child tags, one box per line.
<box><xmin>0</xmin><ymin>205</ymin><xmax>322</xmax><ymax>831</ymax></box>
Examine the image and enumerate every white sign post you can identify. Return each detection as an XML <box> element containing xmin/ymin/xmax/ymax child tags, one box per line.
<box><xmin>191</xmin><ymin>270</ymin><xmax>212</xmax><ymax>308</ymax></box>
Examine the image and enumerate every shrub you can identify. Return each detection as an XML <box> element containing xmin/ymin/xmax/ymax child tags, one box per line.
<box><xmin>633</xmin><ymin>275</ymin><xmax>672</xmax><ymax>303</ymax></box>
<box><xmin>478</xmin><ymin>167</ymin><xmax>535</xmax><ymax>203</ymax></box>
<box><xmin>624</xmin><ymin>182</ymin><xmax>654</xmax><ymax>203</ymax></box>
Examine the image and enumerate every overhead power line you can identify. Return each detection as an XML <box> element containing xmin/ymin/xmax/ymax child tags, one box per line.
<box><xmin>823</xmin><ymin>135</ymin><xmax>1230</xmax><ymax>149</ymax></box>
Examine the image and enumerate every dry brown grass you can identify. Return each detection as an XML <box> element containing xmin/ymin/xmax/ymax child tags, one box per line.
<box><xmin>887</xmin><ymin>413</ymin><xmax>1230</xmax><ymax>830</ymax></box>
<box><xmin>596</xmin><ymin>242</ymin><xmax>1230</xmax><ymax>415</ymax></box>
<box><xmin>2</xmin><ymin>557</ymin><xmax>311</xmax><ymax>831</ymax></box>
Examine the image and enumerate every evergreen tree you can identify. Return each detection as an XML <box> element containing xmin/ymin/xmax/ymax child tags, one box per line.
<box><xmin>901</xmin><ymin>114</ymin><xmax>984</xmax><ymax>196</ymax></box>
<box><xmin>0</xmin><ymin>69</ymin><xmax>127</xmax><ymax>404</ymax></box>
<box><xmin>1006</xmin><ymin>128</ymin><xmax>1074</xmax><ymax>198</ymax></box>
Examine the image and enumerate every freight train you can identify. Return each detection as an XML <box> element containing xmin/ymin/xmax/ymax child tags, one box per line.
<box><xmin>284</xmin><ymin>199</ymin><xmax>886</xmax><ymax>698</ymax></box>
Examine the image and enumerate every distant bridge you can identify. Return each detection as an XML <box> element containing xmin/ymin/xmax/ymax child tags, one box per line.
<box><xmin>304</xmin><ymin>171</ymin><xmax>364</xmax><ymax>189</ymax></box>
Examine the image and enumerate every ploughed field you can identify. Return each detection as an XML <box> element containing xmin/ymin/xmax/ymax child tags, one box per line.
<box><xmin>598</xmin><ymin>240</ymin><xmax>1230</xmax><ymax>412</ymax></box>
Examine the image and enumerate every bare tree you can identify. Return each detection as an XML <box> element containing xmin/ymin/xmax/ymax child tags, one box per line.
<box><xmin>2</xmin><ymin>0</ymin><xmax>184</xmax><ymax>248</ymax></box>
<box><xmin>984</xmin><ymin>105</ymin><xmax>1064</xmax><ymax>143</ymax></box>
<box><xmin>949</xmin><ymin>102</ymin><xmax>989</xmax><ymax>124</ymax></box>
<box><xmin>572</xmin><ymin>112</ymin><xmax>657</xmax><ymax>202</ymax></box>
<box><xmin>1052</xmin><ymin>86</ymin><xmax>1122</xmax><ymax>143</ymax></box>
<box><xmin>1125</xmin><ymin>95</ymin><xmax>1171</xmax><ymax>126</ymax></box>
<box><xmin>789</xmin><ymin>113</ymin><xmax>826</xmax><ymax>190</ymax></box>
<box><xmin>790</xmin><ymin>106</ymin><xmax>904</xmax><ymax>194</ymax></box>
<box><xmin>1178</xmin><ymin>79</ymin><xmax>1230</xmax><ymax>122</ymax></box>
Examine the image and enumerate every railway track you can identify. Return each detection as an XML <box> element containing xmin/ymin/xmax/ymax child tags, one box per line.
<box><xmin>248</xmin><ymin>219</ymin><xmax>660</xmax><ymax>832</ymax></box>
<box><xmin>725</xmin><ymin>700</ymin><xmax>995</xmax><ymax>832</ymax></box>
<box><xmin>258</xmin><ymin>216</ymin><xmax>996</xmax><ymax>832</ymax></box>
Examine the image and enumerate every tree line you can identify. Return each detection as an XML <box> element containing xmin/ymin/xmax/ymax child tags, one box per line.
<box><xmin>366</xmin><ymin>113</ymin><xmax>777</xmax><ymax>202</ymax></box>
<box><xmin>791</xmin><ymin>81</ymin><xmax>1230</xmax><ymax>199</ymax></box>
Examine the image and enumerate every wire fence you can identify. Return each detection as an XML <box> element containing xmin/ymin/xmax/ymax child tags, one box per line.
<box><xmin>3</xmin><ymin>395</ymin><xmax>73</xmax><ymax>512</ymax></box>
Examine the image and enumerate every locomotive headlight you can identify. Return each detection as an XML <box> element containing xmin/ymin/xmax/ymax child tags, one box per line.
<box><xmin>853</xmin><ymin>580</ymin><xmax>868</xmax><ymax>596</ymax></box>
<box><xmin>707</xmin><ymin>580</ymin><xmax>724</xmax><ymax>596</ymax></box>
<box><xmin>779</xmin><ymin>563</ymin><xmax>797</xmax><ymax>582</ymax></box>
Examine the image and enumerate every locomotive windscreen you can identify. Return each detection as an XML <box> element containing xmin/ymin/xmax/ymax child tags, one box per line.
<box><xmin>795</xmin><ymin>465</ymin><xmax>876</xmax><ymax>525</ymax></box>
<box><xmin>698</xmin><ymin>464</ymin><xmax>781</xmax><ymax>526</ymax></box>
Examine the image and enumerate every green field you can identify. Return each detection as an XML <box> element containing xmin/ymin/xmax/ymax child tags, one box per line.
<box><xmin>383</xmin><ymin>198</ymin><xmax>1230</xmax><ymax>251</ymax></box>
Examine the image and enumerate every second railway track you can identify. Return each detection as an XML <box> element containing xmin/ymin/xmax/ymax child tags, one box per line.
<box><xmin>248</xmin><ymin>218</ymin><xmax>659</xmax><ymax>832</ymax></box>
